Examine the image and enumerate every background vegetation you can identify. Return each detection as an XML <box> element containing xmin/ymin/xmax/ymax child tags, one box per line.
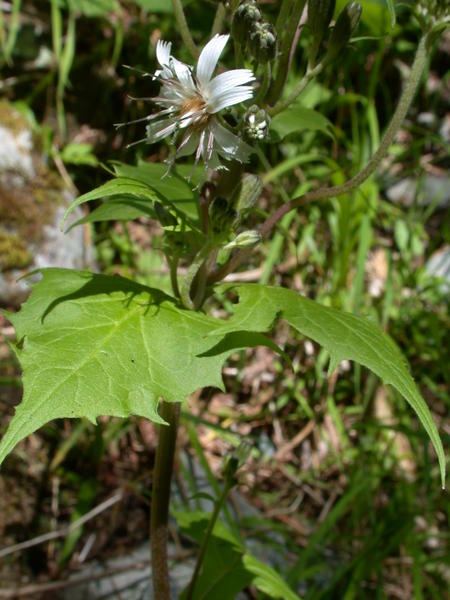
<box><xmin>0</xmin><ymin>1</ymin><xmax>448</xmax><ymax>598</ymax></box>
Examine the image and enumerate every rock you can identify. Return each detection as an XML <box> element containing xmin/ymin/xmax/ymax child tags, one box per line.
<box><xmin>60</xmin><ymin>451</ymin><xmax>280</xmax><ymax>599</ymax></box>
<box><xmin>386</xmin><ymin>174</ymin><xmax>450</xmax><ymax>208</ymax></box>
<box><xmin>425</xmin><ymin>245</ymin><xmax>450</xmax><ymax>292</ymax></box>
<box><xmin>0</xmin><ymin>100</ymin><xmax>94</xmax><ymax>307</ymax></box>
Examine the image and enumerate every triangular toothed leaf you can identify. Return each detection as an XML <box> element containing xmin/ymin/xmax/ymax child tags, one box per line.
<box><xmin>211</xmin><ymin>284</ymin><xmax>446</xmax><ymax>487</ymax></box>
<box><xmin>0</xmin><ymin>270</ymin><xmax>280</xmax><ymax>466</ymax></box>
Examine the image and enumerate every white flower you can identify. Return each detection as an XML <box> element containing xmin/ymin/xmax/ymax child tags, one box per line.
<box><xmin>132</xmin><ymin>35</ymin><xmax>255</xmax><ymax>171</ymax></box>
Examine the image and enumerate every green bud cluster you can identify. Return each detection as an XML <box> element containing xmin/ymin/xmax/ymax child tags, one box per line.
<box><xmin>243</xmin><ymin>105</ymin><xmax>271</xmax><ymax>141</ymax></box>
<box><xmin>326</xmin><ymin>1</ymin><xmax>362</xmax><ymax>63</ymax></box>
<box><xmin>416</xmin><ymin>0</ymin><xmax>450</xmax><ymax>32</ymax></box>
<box><xmin>249</xmin><ymin>21</ymin><xmax>277</xmax><ymax>62</ymax></box>
<box><xmin>306</xmin><ymin>0</ymin><xmax>362</xmax><ymax>66</ymax></box>
<box><xmin>232</xmin><ymin>0</ymin><xmax>278</xmax><ymax>64</ymax></box>
<box><xmin>308</xmin><ymin>0</ymin><xmax>336</xmax><ymax>64</ymax></box>
<box><xmin>231</xmin><ymin>173</ymin><xmax>263</xmax><ymax>215</ymax></box>
<box><xmin>208</xmin><ymin>196</ymin><xmax>237</xmax><ymax>236</ymax></box>
<box><xmin>221</xmin><ymin>442</ymin><xmax>252</xmax><ymax>486</ymax></box>
<box><xmin>224</xmin><ymin>230</ymin><xmax>261</xmax><ymax>250</ymax></box>
<box><xmin>231</xmin><ymin>0</ymin><xmax>262</xmax><ymax>46</ymax></box>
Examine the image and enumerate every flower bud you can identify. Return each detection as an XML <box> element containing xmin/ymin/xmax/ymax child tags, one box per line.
<box><xmin>308</xmin><ymin>0</ymin><xmax>336</xmax><ymax>64</ymax></box>
<box><xmin>249</xmin><ymin>21</ymin><xmax>277</xmax><ymax>62</ymax></box>
<box><xmin>243</xmin><ymin>105</ymin><xmax>271</xmax><ymax>141</ymax></box>
<box><xmin>326</xmin><ymin>2</ymin><xmax>362</xmax><ymax>63</ymax></box>
<box><xmin>154</xmin><ymin>201</ymin><xmax>177</xmax><ymax>228</ymax></box>
<box><xmin>221</xmin><ymin>442</ymin><xmax>252</xmax><ymax>485</ymax></box>
<box><xmin>224</xmin><ymin>230</ymin><xmax>261</xmax><ymax>250</ymax></box>
<box><xmin>231</xmin><ymin>172</ymin><xmax>263</xmax><ymax>215</ymax></box>
<box><xmin>231</xmin><ymin>0</ymin><xmax>262</xmax><ymax>46</ymax></box>
<box><xmin>208</xmin><ymin>196</ymin><xmax>237</xmax><ymax>235</ymax></box>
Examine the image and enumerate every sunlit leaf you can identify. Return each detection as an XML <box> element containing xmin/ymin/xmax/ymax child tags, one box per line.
<box><xmin>270</xmin><ymin>106</ymin><xmax>333</xmax><ymax>142</ymax></box>
<box><xmin>0</xmin><ymin>270</ymin><xmax>280</xmax><ymax>466</ymax></box>
<box><xmin>211</xmin><ymin>284</ymin><xmax>446</xmax><ymax>487</ymax></box>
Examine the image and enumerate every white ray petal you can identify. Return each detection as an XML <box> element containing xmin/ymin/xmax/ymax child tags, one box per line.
<box><xmin>206</xmin><ymin>69</ymin><xmax>255</xmax><ymax>98</ymax></box>
<box><xmin>196</xmin><ymin>34</ymin><xmax>229</xmax><ymax>87</ymax></box>
<box><xmin>147</xmin><ymin>119</ymin><xmax>178</xmax><ymax>141</ymax></box>
<box><xmin>171</xmin><ymin>57</ymin><xmax>195</xmax><ymax>91</ymax></box>
<box><xmin>208</xmin><ymin>87</ymin><xmax>254</xmax><ymax>113</ymax></box>
<box><xmin>211</xmin><ymin>120</ymin><xmax>252</xmax><ymax>162</ymax></box>
<box><xmin>156</xmin><ymin>40</ymin><xmax>172</xmax><ymax>68</ymax></box>
<box><xmin>176</xmin><ymin>132</ymin><xmax>199</xmax><ymax>158</ymax></box>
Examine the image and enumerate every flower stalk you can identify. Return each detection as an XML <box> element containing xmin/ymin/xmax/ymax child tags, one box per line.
<box><xmin>171</xmin><ymin>0</ymin><xmax>199</xmax><ymax>59</ymax></box>
<box><xmin>151</xmin><ymin>401</ymin><xmax>180</xmax><ymax>600</ymax></box>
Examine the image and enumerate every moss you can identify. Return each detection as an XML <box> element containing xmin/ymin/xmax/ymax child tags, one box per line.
<box><xmin>0</xmin><ymin>99</ymin><xmax>68</xmax><ymax>260</ymax></box>
<box><xmin>0</xmin><ymin>231</ymin><xmax>32</xmax><ymax>271</ymax></box>
<box><xmin>0</xmin><ymin>101</ymin><xmax>28</xmax><ymax>136</ymax></box>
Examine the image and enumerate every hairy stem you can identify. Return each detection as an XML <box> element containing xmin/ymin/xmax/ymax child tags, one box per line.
<box><xmin>185</xmin><ymin>481</ymin><xmax>232</xmax><ymax>600</ymax></box>
<box><xmin>211</xmin><ymin>2</ymin><xmax>227</xmax><ymax>37</ymax></box>
<box><xmin>151</xmin><ymin>401</ymin><xmax>180</xmax><ymax>600</ymax></box>
<box><xmin>181</xmin><ymin>242</ymin><xmax>214</xmax><ymax>310</ymax></box>
<box><xmin>255</xmin><ymin>63</ymin><xmax>272</xmax><ymax>104</ymax></box>
<box><xmin>171</xmin><ymin>0</ymin><xmax>199</xmax><ymax>59</ymax></box>
<box><xmin>268</xmin><ymin>62</ymin><xmax>323</xmax><ymax>116</ymax></box>
<box><xmin>209</xmin><ymin>33</ymin><xmax>430</xmax><ymax>284</ymax></box>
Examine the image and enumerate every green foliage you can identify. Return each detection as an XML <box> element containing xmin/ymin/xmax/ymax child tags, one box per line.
<box><xmin>212</xmin><ymin>284</ymin><xmax>445</xmax><ymax>485</ymax></box>
<box><xmin>270</xmin><ymin>106</ymin><xmax>333</xmax><ymax>141</ymax></box>
<box><xmin>0</xmin><ymin>273</ymin><xmax>445</xmax><ymax>487</ymax></box>
<box><xmin>175</xmin><ymin>511</ymin><xmax>300</xmax><ymax>600</ymax></box>
<box><xmin>0</xmin><ymin>269</ymin><xmax>280</xmax><ymax>466</ymax></box>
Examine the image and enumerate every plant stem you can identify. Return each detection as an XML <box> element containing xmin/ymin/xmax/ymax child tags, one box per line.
<box><xmin>171</xmin><ymin>0</ymin><xmax>199</xmax><ymax>59</ymax></box>
<box><xmin>185</xmin><ymin>481</ymin><xmax>232</xmax><ymax>600</ymax></box>
<box><xmin>181</xmin><ymin>241</ymin><xmax>214</xmax><ymax>310</ymax></box>
<box><xmin>208</xmin><ymin>33</ymin><xmax>430</xmax><ymax>284</ymax></box>
<box><xmin>255</xmin><ymin>63</ymin><xmax>272</xmax><ymax>105</ymax></box>
<box><xmin>211</xmin><ymin>2</ymin><xmax>227</xmax><ymax>37</ymax></box>
<box><xmin>268</xmin><ymin>62</ymin><xmax>323</xmax><ymax>116</ymax></box>
<box><xmin>151</xmin><ymin>401</ymin><xmax>180</xmax><ymax>600</ymax></box>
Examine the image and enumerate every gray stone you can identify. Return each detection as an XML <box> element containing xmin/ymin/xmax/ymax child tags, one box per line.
<box><xmin>386</xmin><ymin>174</ymin><xmax>450</xmax><ymax>208</ymax></box>
<box><xmin>0</xmin><ymin>100</ymin><xmax>94</xmax><ymax>307</ymax></box>
<box><xmin>425</xmin><ymin>245</ymin><xmax>450</xmax><ymax>292</ymax></box>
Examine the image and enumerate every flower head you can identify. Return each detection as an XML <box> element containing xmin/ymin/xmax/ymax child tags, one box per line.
<box><xmin>130</xmin><ymin>35</ymin><xmax>255</xmax><ymax>171</ymax></box>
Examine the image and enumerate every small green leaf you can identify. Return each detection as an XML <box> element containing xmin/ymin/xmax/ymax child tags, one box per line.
<box><xmin>386</xmin><ymin>0</ymin><xmax>396</xmax><ymax>29</ymax></box>
<box><xmin>62</xmin><ymin>177</ymin><xmax>159</xmax><ymax>229</ymax></box>
<box><xmin>175</xmin><ymin>511</ymin><xmax>251</xmax><ymax>600</ymax></box>
<box><xmin>59</xmin><ymin>143</ymin><xmax>99</xmax><ymax>167</ymax></box>
<box><xmin>112</xmin><ymin>162</ymin><xmax>201</xmax><ymax>223</ymax></box>
<box><xmin>68</xmin><ymin>198</ymin><xmax>155</xmax><ymax>230</ymax></box>
<box><xmin>175</xmin><ymin>511</ymin><xmax>299</xmax><ymax>600</ymax></box>
<box><xmin>212</xmin><ymin>284</ymin><xmax>446</xmax><ymax>487</ymax></box>
<box><xmin>242</xmin><ymin>554</ymin><xmax>301</xmax><ymax>600</ymax></box>
<box><xmin>270</xmin><ymin>106</ymin><xmax>333</xmax><ymax>141</ymax></box>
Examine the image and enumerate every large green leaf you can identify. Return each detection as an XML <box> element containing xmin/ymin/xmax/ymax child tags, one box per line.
<box><xmin>210</xmin><ymin>284</ymin><xmax>446</xmax><ymax>487</ymax></box>
<box><xmin>242</xmin><ymin>554</ymin><xmax>301</xmax><ymax>600</ymax></box>
<box><xmin>0</xmin><ymin>270</ymin><xmax>279</xmax><ymax>466</ymax></box>
<box><xmin>0</xmin><ymin>276</ymin><xmax>445</xmax><ymax>487</ymax></box>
